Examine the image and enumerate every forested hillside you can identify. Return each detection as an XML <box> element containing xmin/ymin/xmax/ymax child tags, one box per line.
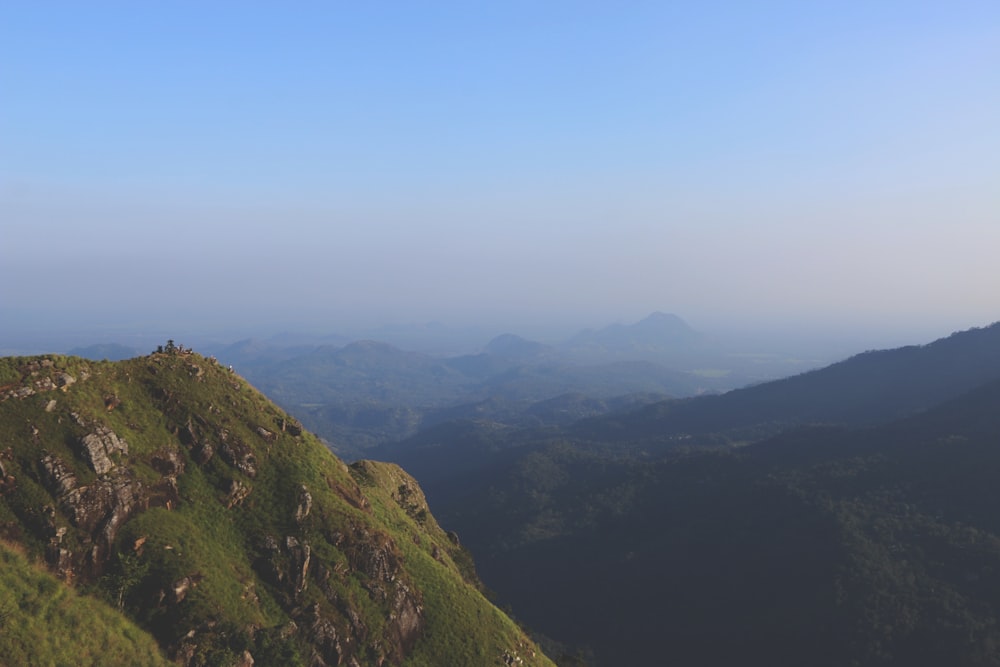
<box><xmin>385</xmin><ymin>324</ymin><xmax>1000</xmax><ymax>665</ymax></box>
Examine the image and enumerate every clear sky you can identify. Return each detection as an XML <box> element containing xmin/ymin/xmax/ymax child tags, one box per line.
<box><xmin>2</xmin><ymin>1</ymin><xmax>999</xmax><ymax>344</ymax></box>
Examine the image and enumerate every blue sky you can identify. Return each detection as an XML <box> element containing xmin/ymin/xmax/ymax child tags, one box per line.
<box><xmin>2</xmin><ymin>1</ymin><xmax>999</xmax><ymax>343</ymax></box>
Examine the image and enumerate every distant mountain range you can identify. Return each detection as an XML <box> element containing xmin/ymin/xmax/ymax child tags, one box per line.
<box><xmin>60</xmin><ymin>314</ymin><xmax>836</xmax><ymax>461</ymax></box>
<box><xmin>377</xmin><ymin>322</ymin><xmax>1000</xmax><ymax>484</ymax></box>
<box><xmin>184</xmin><ymin>313</ymin><xmax>768</xmax><ymax>458</ymax></box>
<box><xmin>558</xmin><ymin>311</ymin><xmax>709</xmax><ymax>363</ymax></box>
<box><xmin>570</xmin><ymin>321</ymin><xmax>1000</xmax><ymax>443</ymax></box>
<box><xmin>66</xmin><ymin>342</ymin><xmax>143</xmax><ymax>361</ymax></box>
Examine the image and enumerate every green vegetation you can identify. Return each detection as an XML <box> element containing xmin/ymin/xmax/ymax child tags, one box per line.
<box><xmin>419</xmin><ymin>378</ymin><xmax>1000</xmax><ymax>666</ymax></box>
<box><xmin>353</xmin><ymin>461</ymin><xmax>547</xmax><ymax>666</ymax></box>
<box><xmin>0</xmin><ymin>541</ymin><xmax>171</xmax><ymax>666</ymax></box>
<box><xmin>0</xmin><ymin>350</ymin><xmax>553</xmax><ymax>666</ymax></box>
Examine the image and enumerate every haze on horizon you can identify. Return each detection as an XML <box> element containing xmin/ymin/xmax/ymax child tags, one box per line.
<box><xmin>3</xmin><ymin>2</ymin><xmax>998</xmax><ymax>349</ymax></box>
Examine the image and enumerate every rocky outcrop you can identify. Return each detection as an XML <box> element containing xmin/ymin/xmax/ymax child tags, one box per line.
<box><xmin>150</xmin><ymin>447</ymin><xmax>185</xmax><ymax>477</ymax></box>
<box><xmin>225</xmin><ymin>479</ymin><xmax>252</xmax><ymax>508</ymax></box>
<box><xmin>286</xmin><ymin>536</ymin><xmax>311</xmax><ymax>595</ymax></box>
<box><xmin>149</xmin><ymin>475</ymin><xmax>181</xmax><ymax>510</ymax></box>
<box><xmin>305</xmin><ymin>603</ymin><xmax>344</xmax><ymax>667</ymax></box>
<box><xmin>0</xmin><ymin>359</ymin><xmax>90</xmax><ymax>401</ymax></box>
<box><xmin>295</xmin><ymin>485</ymin><xmax>312</xmax><ymax>523</ymax></box>
<box><xmin>346</xmin><ymin>528</ymin><xmax>424</xmax><ymax>662</ymax></box>
<box><xmin>191</xmin><ymin>440</ymin><xmax>214</xmax><ymax>465</ymax></box>
<box><xmin>78</xmin><ymin>427</ymin><xmax>129</xmax><ymax>475</ymax></box>
<box><xmin>251</xmin><ymin>521</ymin><xmax>424</xmax><ymax>665</ymax></box>
<box><xmin>257</xmin><ymin>534</ymin><xmax>312</xmax><ymax>601</ymax></box>
<box><xmin>68</xmin><ymin>470</ymin><xmax>145</xmax><ymax>570</ymax></box>
<box><xmin>218</xmin><ymin>432</ymin><xmax>257</xmax><ymax>477</ymax></box>
<box><xmin>46</xmin><ymin>528</ymin><xmax>73</xmax><ymax>580</ymax></box>
<box><xmin>386</xmin><ymin>580</ymin><xmax>423</xmax><ymax>661</ymax></box>
<box><xmin>166</xmin><ymin>573</ymin><xmax>203</xmax><ymax>604</ymax></box>
<box><xmin>304</xmin><ymin>602</ymin><xmax>367</xmax><ymax>667</ymax></box>
<box><xmin>277</xmin><ymin>417</ymin><xmax>303</xmax><ymax>436</ymax></box>
<box><xmin>41</xmin><ymin>454</ymin><xmax>78</xmax><ymax>497</ymax></box>
<box><xmin>40</xmin><ymin>452</ymin><xmax>146</xmax><ymax>575</ymax></box>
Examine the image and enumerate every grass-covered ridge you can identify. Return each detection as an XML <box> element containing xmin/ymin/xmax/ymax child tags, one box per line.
<box><xmin>0</xmin><ymin>350</ymin><xmax>553</xmax><ymax>666</ymax></box>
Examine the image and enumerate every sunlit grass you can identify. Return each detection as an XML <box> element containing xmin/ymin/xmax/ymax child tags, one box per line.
<box><xmin>0</xmin><ymin>541</ymin><xmax>171</xmax><ymax>667</ymax></box>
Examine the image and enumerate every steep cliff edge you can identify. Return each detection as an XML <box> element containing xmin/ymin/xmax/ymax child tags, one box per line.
<box><xmin>0</xmin><ymin>351</ymin><xmax>552</xmax><ymax>666</ymax></box>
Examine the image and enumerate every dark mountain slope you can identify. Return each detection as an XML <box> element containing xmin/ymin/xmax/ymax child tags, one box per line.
<box><xmin>0</xmin><ymin>352</ymin><xmax>552</xmax><ymax>667</ymax></box>
<box><xmin>435</xmin><ymin>376</ymin><xmax>1000</xmax><ymax>665</ymax></box>
<box><xmin>577</xmin><ymin>322</ymin><xmax>1000</xmax><ymax>443</ymax></box>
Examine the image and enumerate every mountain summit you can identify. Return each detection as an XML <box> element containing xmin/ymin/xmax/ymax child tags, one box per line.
<box><xmin>559</xmin><ymin>311</ymin><xmax>707</xmax><ymax>363</ymax></box>
<box><xmin>0</xmin><ymin>350</ymin><xmax>552</xmax><ymax>666</ymax></box>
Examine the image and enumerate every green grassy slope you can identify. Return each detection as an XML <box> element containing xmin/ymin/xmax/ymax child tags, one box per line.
<box><xmin>0</xmin><ymin>351</ymin><xmax>552</xmax><ymax>667</ymax></box>
<box><xmin>0</xmin><ymin>540</ymin><xmax>171</xmax><ymax>667</ymax></box>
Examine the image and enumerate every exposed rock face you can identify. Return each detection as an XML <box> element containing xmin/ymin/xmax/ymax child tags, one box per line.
<box><xmin>169</xmin><ymin>574</ymin><xmax>203</xmax><ymax>604</ymax></box>
<box><xmin>149</xmin><ymin>448</ymin><xmax>184</xmax><ymax>477</ymax></box>
<box><xmin>218</xmin><ymin>436</ymin><xmax>257</xmax><ymax>477</ymax></box>
<box><xmin>386</xmin><ymin>581</ymin><xmax>423</xmax><ymax>661</ymax></box>
<box><xmin>34</xmin><ymin>377</ymin><xmax>57</xmax><ymax>392</ymax></box>
<box><xmin>40</xmin><ymin>452</ymin><xmax>146</xmax><ymax>575</ymax></box>
<box><xmin>0</xmin><ymin>359</ymin><xmax>91</xmax><ymax>401</ymax></box>
<box><xmin>150</xmin><ymin>475</ymin><xmax>181</xmax><ymax>510</ymax></box>
<box><xmin>348</xmin><ymin>528</ymin><xmax>425</xmax><ymax>662</ymax></box>
<box><xmin>226</xmin><ymin>479</ymin><xmax>252</xmax><ymax>508</ymax></box>
<box><xmin>257</xmin><ymin>534</ymin><xmax>312</xmax><ymax>600</ymax></box>
<box><xmin>278</xmin><ymin>418</ymin><xmax>303</xmax><ymax>436</ymax></box>
<box><xmin>46</xmin><ymin>537</ymin><xmax>73</xmax><ymax>580</ymax></box>
<box><xmin>150</xmin><ymin>447</ymin><xmax>185</xmax><ymax>477</ymax></box>
<box><xmin>78</xmin><ymin>427</ymin><xmax>129</xmax><ymax>475</ymax></box>
<box><xmin>10</xmin><ymin>385</ymin><xmax>35</xmax><ymax>399</ymax></box>
<box><xmin>70</xmin><ymin>470</ymin><xmax>145</xmax><ymax>569</ymax></box>
<box><xmin>41</xmin><ymin>454</ymin><xmax>78</xmax><ymax>497</ymax></box>
<box><xmin>287</xmin><ymin>536</ymin><xmax>312</xmax><ymax>595</ymax></box>
<box><xmin>252</xmin><ymin>522</ymin><xmax>424</xmax><ymax>664</ymax></box>
<box><xmin>146</xmin><ymin>447</ymin><xmax>185</xmax><ymax>510</ymax></box>
<box><xmin>295</xmin><ymin>485</ymin><xmax>312</xmax><ymax>523</ymax></box>
<box><xmin>191</xmin><ymin>440</ymin><xmax>214</xmax><ymax>465</ymax></box>
<box><xmin>307</xmin><ymin>603</ymin><xmax>344</xmax><ymax>667</ymax></box>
